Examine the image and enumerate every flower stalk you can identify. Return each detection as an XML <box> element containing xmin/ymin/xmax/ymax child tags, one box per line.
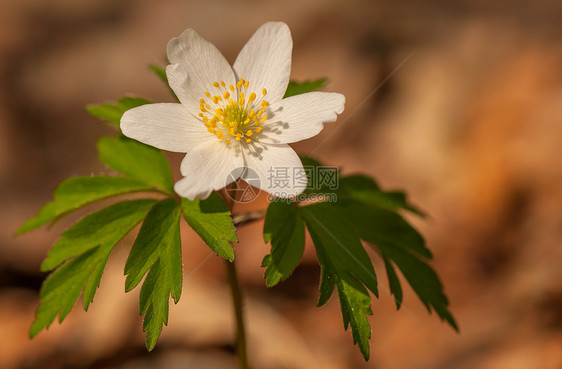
<box><xmin>225</xmin><ymin>258</ymin><xmax>250</xmax><ymax>369</ymax></box>
<box><xmin>221</xmin><ymin>184</ymin><xmax>250</xmax><ymax>369</ymax></box>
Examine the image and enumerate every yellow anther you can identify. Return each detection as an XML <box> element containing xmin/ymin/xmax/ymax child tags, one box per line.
<box><xmin>202</xmin><ymin>79</ymin><xmax>268</xmax><ymax>144</ymax></box>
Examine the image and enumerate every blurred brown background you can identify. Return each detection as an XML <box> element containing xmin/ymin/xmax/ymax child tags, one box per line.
<box><xmin>1</xmin><ymin>0</ymin><xmax>562</xmax><ymax>368</ymax></box>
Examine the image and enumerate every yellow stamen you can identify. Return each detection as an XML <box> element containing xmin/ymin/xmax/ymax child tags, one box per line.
<box><xmin>200</xmin><ymin>79</ymin><xmax>269</xmax><ymax>144</ymax></box>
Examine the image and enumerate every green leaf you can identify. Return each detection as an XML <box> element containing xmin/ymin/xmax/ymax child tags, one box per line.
<box><xmin>124</xmin><ymin>198</ymin><xmax>182</xmax><ymax>351</ymax></box>
<box><xmin>299</xmin><ymin>156</ymin><xmax>324</xmax><ymax>196</ymax></box>
<box><xmin>336</xmin><ymin>199</ymin><xmax>457</xmax><ymax>330</ymax></box>
<box><xmin>301</xmin><ymin>203</ymin><xmax>378</xmax><ymax>296</ymax></box>
<box><xmin>376</xmin><ymin>243</ymin><xmax>458</xmax><ymax>331</ymax></box>
<box><xmin>86</xmin><ymin>97</ymin><xmax>150</xmax><ymax>128</ymax></box>
<box><xmin>300</xmin><ymin>203</ymin><xmax>377</xmax><ymax>360</ymax></box>
<box><xmin>317</xmin><ymin>267</ymin><xmax>336</xmax><ymax>307</ymax></box>
<box><xmin>262</xmin><ymin>199</ymin><xmax>305</xmax><ymax>287</ymax></box>
<box><xmin>336</xmin><ymin>275</ymin><xmax>373</xmax><ymax>359</ymax></box>
<box><xmin>17</xmin><ymin>176</ymin><xmax>152</xmax><ymax>234</ymax></box>
<box><xmin>181</xmin><ymin>193</ymin><xmax>237</xmax><ymax>261</ymax></box>
<box><xmin>149</xmin><ymin>64</ymin><xmax>179</xmax><ymax>102</ymax></box>
<box><xmin>383</xmin><ymin>257</ymin><xmax>403</xmax><ymax>309</ymax></box>
<box><xmin>338</xmin><ymin>175</ymin><xmax>425</xmax><ymax>216</ymax></box>
<box><xmin>149</xmin><ymin>65</ymin><xmax>167</xmax><ymax>84</ymax></box>
<box><xmin>97</xmin><ymin>136</ymin><xmax>174</xmax><ymax>194</ymax></box>
<box><xmin>284</xmin><ymin>78</ymin><xmax>327</xmax><ymax>98</ymax></box>
<box><xmin>336</xmin><ymin>199</ymin><xmax>431</xmax><ymax>259</ymax></box>
<box><xmin>29</xmin><ymin>199</ymin><xmax>156</xmax><ymax>338</ymax></box>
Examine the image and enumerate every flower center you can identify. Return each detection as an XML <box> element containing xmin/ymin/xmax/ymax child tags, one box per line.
<box><xmin>198</xmin><ymin>79</ymin><xmax>269</xmax><ymax>144</ymax></box>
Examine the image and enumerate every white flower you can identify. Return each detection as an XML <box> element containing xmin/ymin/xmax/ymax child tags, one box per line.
<box><xmin>121</xmin><ymin>22</ymin><xmax>345</xmax><ymax>200</ymax></box>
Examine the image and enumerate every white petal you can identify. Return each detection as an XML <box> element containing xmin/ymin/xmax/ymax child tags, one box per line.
<box><xmin>233</xmin><ymin>22</ymin><xmax>292</xmax><ymax>105</ymax></box>
<box><xmin>243</xmin><ymin>143</ymin><xmax>306</xmax><ymax>198</ymax></box>
<box><xmin>174</xmin><ymin>140</ymin><xmax>244</xmax><ymax>200</ymax></box>
<box><xmin>121</xmin><ymin>103</ymin><xmax>212</xmax><ymax>152</ymax></box>
<box><xmin>166</xmin><ymin>29</ymin><xmax>236</xmax><ymax>116</ymax></box>
<box><xmin>258</xmin><ymin>92</ymin><xmax>345</xmax><ymax>144</ymax></box>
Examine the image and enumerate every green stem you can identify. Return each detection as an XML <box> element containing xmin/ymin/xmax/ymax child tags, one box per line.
<box><xmin>225</xmin><ymin>258</ymin><xmax>250</xmax><ymax>369</ymax></box>
<box><xmin>221</xmin><ymin>185</ymin><xmax>250</xmax><ymax>369</ymax></box>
